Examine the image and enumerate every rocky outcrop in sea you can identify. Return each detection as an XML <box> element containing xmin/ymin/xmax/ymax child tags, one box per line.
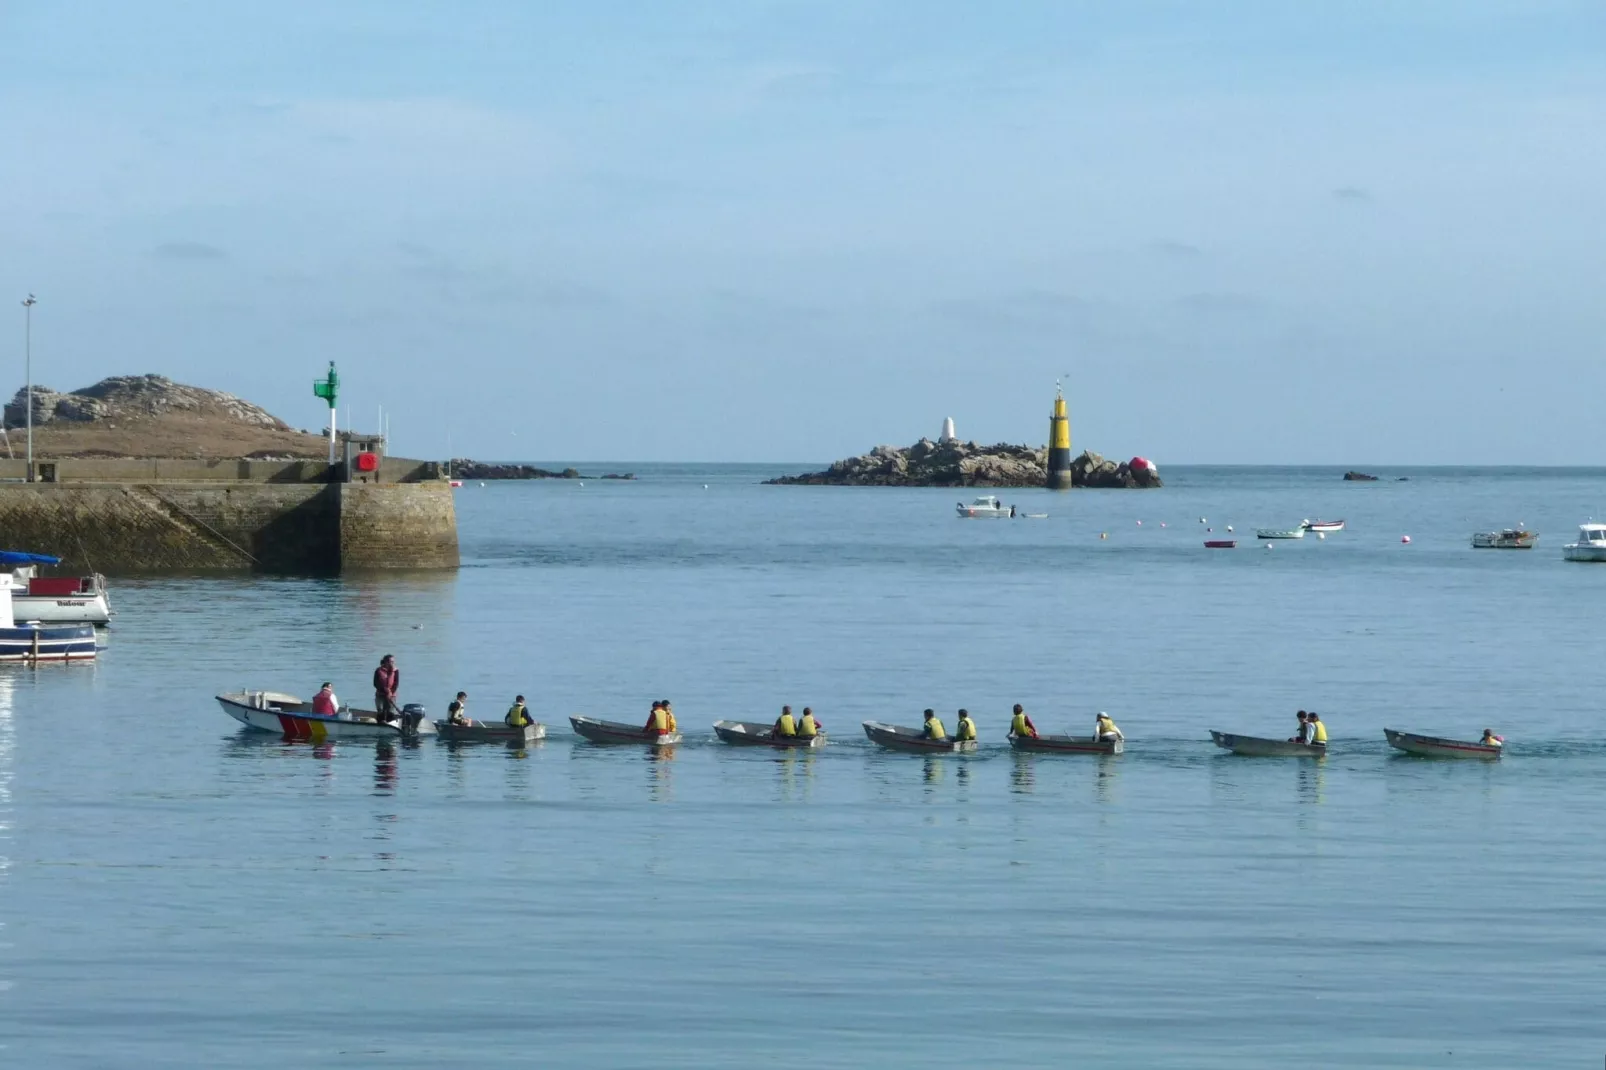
<box><xmin>765</xmin><ymin>439</ymin><xmax>1161</xmax><ymax>488</ymax></box>
<box><xmin>450</xmin><ymin>460</ymin><xmax>635</xmax><ymax>481</ymax></box>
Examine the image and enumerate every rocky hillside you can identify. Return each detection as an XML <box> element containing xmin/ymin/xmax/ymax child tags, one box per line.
<box><xmin>2</xmin><ymin>375</ymin><xmax>331</xmax><ymax>459</ymax></box>
<box><xmin>765</xmin><ymin>438</ymin><xmax>1162</xmax><ymax>488</ymax></box>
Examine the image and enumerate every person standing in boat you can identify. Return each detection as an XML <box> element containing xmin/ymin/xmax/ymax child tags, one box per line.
<box><xmin>921</xmin><ymin>708</ymin><xmax>947</xmax><ymax>740</ymax></box>
<box><xmin>1481</xmin><ymin>728</ymin><xmax>1504</xmax><ymax>748</ymax></box>
<box><xmin>773</xmin><ymin>705</ymin><xmax>797</xmax><ymax>738</ymax></box>
<box><xmin>1288</xmin><ymin>710</ymin><xmax>1310</xmax><ymax>744</ymax></box>
<box><xmin>953</xmin><ymin>709</ymin><xmax>978</xmax><ymax>742</ymax></box>
<box><xmin>372</xmin><ymin>655</ymin><xmax>400</xmax><ymax>723</ymax></box>
<box><xmin>505</xmin><ymin>695</ymin><xmax>532</xmax><ymax>728</ymax></box>
<box><xmin>797</xmin><ymin>707</ymin><xmax>821</xmax><ymax>738</ymax></box>
<box><xmin>312</xmin><ymin>682</ymin><xmax>338</xmax><ymax>717</ymax></box>
<box><xmin>1306</xmin><ymin>711</ymin><xmax>1327</xmax><ymax>748</ymax></box>
<box><xmin>447</xmin><ymin>691</ymin><xmax>470</xmax><ymax>727</ymax></box>
<box><xmin>1008</xmin><ymin>704</ymin><xmax>1037</xmax><ymax>739</ymax></box>
<box><xmin>1095</xmin><ymin>712</ymin><xmax>1124</xmax><ymax>743</ymax></box>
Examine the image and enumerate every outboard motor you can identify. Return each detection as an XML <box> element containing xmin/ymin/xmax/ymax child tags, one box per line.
<box><xmin>401</xmin><ymin>702</ymin><xmax>428</xmax><ymax>736</ymax></box>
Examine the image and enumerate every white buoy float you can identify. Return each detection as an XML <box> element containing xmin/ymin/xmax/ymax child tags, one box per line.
<box><xmin>1401</xmin><ymin>535</ymin><xmax>1412</xmax><ymax>544</ymax></box>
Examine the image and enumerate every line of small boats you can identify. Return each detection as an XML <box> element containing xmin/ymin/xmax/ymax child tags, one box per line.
<box><xmin>213</xmin><ymin>693</ymin><xmax>1503</xmax><ymax>761</ymax></box>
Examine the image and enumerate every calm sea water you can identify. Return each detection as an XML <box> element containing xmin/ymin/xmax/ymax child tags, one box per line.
<box><xmin>8</xmin><ymin>465</ymin><xmax>1606</xmax><ymax>1068</ymax></box>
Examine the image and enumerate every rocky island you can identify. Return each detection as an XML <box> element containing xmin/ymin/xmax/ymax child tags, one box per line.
<box><xmin>449</xmin><ymin>460</ymin><xmax>635</xmax><ymax>481</ymax></box>
<box><xmin>766</xmin><ymin>439</ymin><xmax>1161</xmax><ymax>488</ymax></box>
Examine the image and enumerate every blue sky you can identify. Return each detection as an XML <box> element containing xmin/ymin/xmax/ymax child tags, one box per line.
<box><xmin>2</xmin><ymin>1</ymin><xmax>1603</xmax><ymax>464</ymax></box>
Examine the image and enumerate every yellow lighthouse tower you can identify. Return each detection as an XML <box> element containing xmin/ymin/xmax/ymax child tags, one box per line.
<box><xmin>1046</xmin><ymin>382</ymin><xmax>1072</xmax><ymax>490</ymax></box>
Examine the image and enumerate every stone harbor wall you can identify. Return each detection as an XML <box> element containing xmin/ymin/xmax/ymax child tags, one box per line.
<box><xmin>765</xmin><ymin>439</ymin><xmax>1161</xmax><ymax>488</ymax></box>
<box><xmin>0</xmin><ymin>481</ymin><xmax>458</xmax><ymax>574</ymax></box>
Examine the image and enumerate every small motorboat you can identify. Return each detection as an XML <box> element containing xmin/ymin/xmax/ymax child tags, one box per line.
<box><xmin>1255</xmin><ymin>527</ymin><xmax>1305</xmax><ymax>540</ymax></box>
<box><xmin>1472</xmin><ymin>529</ymin><xmax>1538</xmax><ymax>549</ymax></box>
<box><xmin>436</xmin><ymin>719</ymin><xmax>546</xmax><ymax>744</ymax></box>
<box><xmin>1204</xmin><ymin>539</ymin><xmax>1237</xmax><ymax>549</ymax></box>
<box><xmin>1384</xmin><ymin>728</ymin><xmax>1501</xmax><ymax>760</ymax></box>
<box><xmin>3</xmin><ymin>552</ymin><xmax>111</xmax><ymax>625</ymax></box>
<box><xmin>1009</xmin><ymin>733</ymin><xmax>1122</xmax><ymax>755</ymax></box>
<box><xmin>862</xmin><ymin>720</ymin><xmax>977</xmax><ymax>753</ymax></box>
<box><xmin>569</xmin><ymin>714</ymin><xmax>681</xmax><ymax>746</ymax></box>
<box><xmin>712</xmin><ymin>720</ymin><xmax>826</xmax><ymax>748</ymax></box>
<box><xmin>1209</xmin><ymin>730</ymin><xmax>1326</xmax><ymax>758</ymax></box>
<box><xmin>1563</xmin><ymin>523</ymin><xmax>1606</xmax><ymax>562</ymax></box>
<box><xmin>956</xmin><ymin>495</ymin><xmax>1011</xmax><ymax>519</ymax></box>
<box><xmin>216</xmin><ymin>691</ymin><xmax>435</xmax><ymax>740</ymax></box>
<box><xmin>1300</xmin><ymin>519</ymin><xmax>1345</xmax><ymax>533</ymax></box>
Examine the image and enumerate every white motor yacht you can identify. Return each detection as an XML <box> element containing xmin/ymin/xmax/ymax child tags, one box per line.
<box><xmin>1563</xmin><ymin>523</ymin><xmax>1606</xmax><ymax>562</ymax></box>
<box><xmin>956</xmin><ymin>495</ymin><xmax>1012</xmax><ymax>519</ymax></box>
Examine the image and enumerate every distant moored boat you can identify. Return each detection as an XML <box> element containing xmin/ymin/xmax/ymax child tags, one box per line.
<box><xmin>1472</xmin><ymin>529</ymin><xmax>1537</xmax><ymax>549</ymax></box>
<box><xmin>1384</xmin><ymin>728</ymin><xmax>1501</xmax><ymax>760</ymax></box>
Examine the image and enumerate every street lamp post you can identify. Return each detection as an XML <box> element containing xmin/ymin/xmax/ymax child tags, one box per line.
<box><xmin>21</xmin><ymin>294</ymin><xmax>35</xmax><ymax>481</ymax></box>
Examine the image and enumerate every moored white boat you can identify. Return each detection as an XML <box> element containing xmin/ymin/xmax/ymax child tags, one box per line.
<box><xmin>1255</xmin><ymin>527</ymin><xmax>1305</xmax><ymax>540</ymax></box>
<box><xmin>570</xmin><ymin>714</ymin><xmax>681</xmax><ymax>746</ymax></box>
<box><xmin>956</xmin><ymin>495</ymin><xmax>1011</xmax><ymax>519</ymax></box>
<box><xmin>1384</xmin><ymin>728</ymin><xmax>1501</xmax><ymax>760</ymax></box>
<box><xmin>216</xmin><ymin>691</ymin><xmax>435</xmax><ymax>740</ymax></box>
<box><xmin>862</xmin><ymin>720</ymin><xmax>977</xmax><ymax>753</ymax></box>
<box><xmin>1472</xmin><ymin>529</ymin><xmax>1538</xmax><ymax>549</ymax></box>
<box><xmin>1563</xmin><ymin>524</ymin><xmax>1606</xmax><ymax>562</ymax></box>
<box><xmin>1300</xmin><ymin>519</ymin><xmax>1345</xmax><ymax>533</ymax></box>
<box><xmin>436</xmin><ymin>720</ymin><xmax>546</xmax><ymax>743</ymax></box>
<box><xmin>0</xmin><ymin>572</ymin><xmax>98</xmax><ymax>660</ymax></box>
<box><xmin>4</xmin><ymin>553</ymin><xmax>111</xmax><ymax>625</ymax></box>
<box><xmin>1009</xmin><ymin>733</ymin><xmax>1122</xmax><ymax>755</ymax></box>
<box><xmin>1209</xmin><ymin>730</ymin><xmax>1326</xmax><ymax>758</ymax></box>
<box><xmin>713</xmin><ymin>720</ymin><xmax>826</xmax><ymax>748</ymax></box>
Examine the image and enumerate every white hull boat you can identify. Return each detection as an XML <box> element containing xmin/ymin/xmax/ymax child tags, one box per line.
<box><xmin>10</xmin><ymin>570</ymin><xmax>111</xmax><ymax>624</ymax></box>
<box><xmin>1300</xmin><ymin>519</ymin><xmax>1345</xmax><ymax>533</ymax></box>
<box><xmin>1210</xmin><ymin>730</ymin><xmax>1326</xmax><ymax>758</ymax></box>
<box><xmin>0</xmin><ymin>570</ymin><xmax>98</xmax><ymax>660</ymax></box>
<box><xmin>863</xmin><ymin>720</ymin><xmax>977</xmax><ymax>753</ymax></box>
<box><xmin>1472</xmin><ymin>530</ymin><xmax>1538</xmax><ymax>550</ymax></box>
<box><xmin>217</xmin><ymin>691</ymin><xmax>436</xmax><ymax>741</ymax></box>
<box><xmin>1384</xmin><ymin>728</ymin><xmax>1501</xmax><ymax>760</ymax></box>
<box><xmin>956</xmin><ymin>495</ymin><xmax>1011</xmax><ymax>519</ymax></box>
<box><xmin>436</xmin><ymin>720</ymin><xmax>546</xmax><ymax>743</ymax></box>
<box><xmin>1255</xmin><ymin>528</ymin><xmax>1305</xmax><ymax>540</ymax></box>
<box><xmin>1564</xmin><ymin>524</ymin><xmax>1606</xmax><ymax>561</ymax></box>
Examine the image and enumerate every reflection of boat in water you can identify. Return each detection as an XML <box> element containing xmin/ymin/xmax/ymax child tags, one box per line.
<box><xmin>1472</xmin><ymin>529</ymin><xmax>1537</xmax><ymax>549</ymax></box>
<box><xmin>863</xmin><ymin>721</ymin><xmax>976</xmax><ymax>753</ymax></box>
<box><xmin>1009</xmin><ymin>733</ymin><xmax>1122</xmax><ymax>755</ymax></box>
<box><xmin>1563</xmin><ymin>524</ymin><xmax>1606</xmax><ymax>562</ymax></box>
<box><xmin>570</xmin><ymin>715</ymin><xmax>681</xmax><ymax>746</ymax></box>
<box><xmin>712</xmin><ymin>720</ymin><xmax>825</xmax><ymax>748</ymax></box>
<box><xmin>1384</xmin><ymin>728</ymin><xmax>1501</xmax><ymax>760</ymax></box>
<box><xmin>436</xmin><ymin>720</ymin><xmax>545</xmax><ymax>743</ymax></box>
<box><xmin>1209</xmin><ymin>730</ymin><xmax>1325</xmax><ymax>758</ymax></box>
<box><xmin>216</xmin><ymin>691</ymin><xmax>435</xmax><ymax>740</ymax></box>
<box><xmin>956</xmin><ymin>495</ymin><xmax>1011</xmax><ymax>518</ymax></box>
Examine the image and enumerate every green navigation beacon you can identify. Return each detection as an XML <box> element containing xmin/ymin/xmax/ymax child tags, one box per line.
<box><xmin>313</xmin><ymin>362</ymin><xmax>339</xmax><ymax>462</ymax></box>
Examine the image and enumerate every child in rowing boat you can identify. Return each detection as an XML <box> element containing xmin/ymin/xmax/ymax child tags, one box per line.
<box><xmin>447</xmin><ymin>691</ymin><xmax>471</xmax><ymax>727</ymax></box>
<box><xmin>1290</xmin><ymin>710</ymin><xmax>1310</xmax><ymax>744</ymax></box>
<box><xmin>1481</xmin><ymin>728</ymin><xmax>1504</xmax><ymax>748</ymax></box>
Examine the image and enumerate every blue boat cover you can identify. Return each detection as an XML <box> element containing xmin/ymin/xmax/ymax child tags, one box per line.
<box><xmin>0</xmin><ymin>551</ymin><xmax>61</xmax><ymax>566</ymax></box>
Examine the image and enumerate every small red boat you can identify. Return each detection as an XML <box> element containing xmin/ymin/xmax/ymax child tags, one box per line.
<box><xmin>1204</xmin><ymin>539</ymin><xmax>1237</xmax><ymax>549</ymax></box>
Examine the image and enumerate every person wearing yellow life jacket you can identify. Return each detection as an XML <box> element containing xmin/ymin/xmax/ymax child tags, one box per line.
<box><xmin>797</xmin><ymin>707</ymin><xmax>821</xmax><ymax>738</ymax></box>
<box><xmin>505</xmin><ymin>695</ymin><xmax>532</xmax><ymax>728</ymax></box>
<box><xmin>773</xmin><ymin>705</ymin><xmax>797</xmax><ymax>738</ymax></box>
<box><xmin>1009</xmin><ymin>704</ymin><xmax>1037</xmax><ymax>739</ymax></box>
<box><xmin>644</xmin><ymin>700</ymin><xmax>669</xmax><ymax>735</ymax></box>
<box><xmin>661</xmin><ymin>700</ymin><xmax>677</xmax><ymax>734</ymax></box>
<box><xmin>1306</xmin><ymin>711</ymin><xmax>1327</xmax><ymax>747</ymax></box>
<box><xmin>921</xmin><ymin>708</ymin><xmax>947</xmax><ymax>740</ymax></box>
<box><xmin>1481</xmin><ymin>728</ymin><xmax>1503</xmax><ymax>748</ymax></box>
<box><xmin>953</xmin><ymin>709</ymin><xmax>978</xmax><ymax>742</ymax></box>
<box><xmin>1094</xmin><ymin>712</ymin><xmax>1124</xmax><ymax>742</ymax></box>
